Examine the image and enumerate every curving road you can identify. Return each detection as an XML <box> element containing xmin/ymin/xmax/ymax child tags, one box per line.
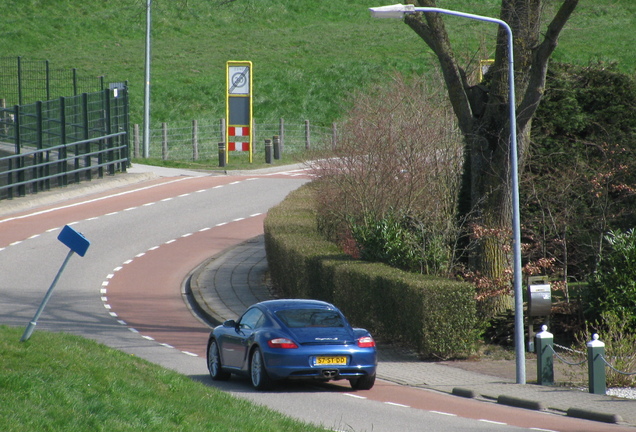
<box><xmin>1</xmin><ymin>167</ymin><xmax>632</xmax><ymax>432</ymax></box>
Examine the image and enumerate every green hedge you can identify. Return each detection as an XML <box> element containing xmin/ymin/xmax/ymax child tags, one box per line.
<box><xmin>264</xmin><ymin>183</ymin><xmax>478</xmax><ymax>359</ymax></box>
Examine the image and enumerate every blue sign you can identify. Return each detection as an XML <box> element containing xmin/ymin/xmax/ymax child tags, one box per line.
<box><xmin>58</xmin><ymin>225</ymin><xmax>90</xmax><ymax>257</ymax></box>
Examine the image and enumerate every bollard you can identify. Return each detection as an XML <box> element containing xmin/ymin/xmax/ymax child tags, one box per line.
<box><xmin>587</xmin><ymin>333</ymin><xmax>606</xmax><ymax>395</ymax></box>
<box><xmin>264</xmin><ymin>139</ymin><xmax>272</xmax><ymax>164</ymax></box>
<box><xmin>535</xmin><ymin>325</ymin><xmax>554</xmax><ymax>385</ymax></box>
<box><xmin>273</xmin><ymin>135</ymin><xmax>281</xmax><ymax>160</ymax></box>
<box><xmin>218</xmin><ymin>142</ymin><xmax>226</xmax><ymax>167</ymax></box>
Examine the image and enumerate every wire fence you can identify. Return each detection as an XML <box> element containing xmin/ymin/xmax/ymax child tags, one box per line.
<box><xmin>133</xmin><ymin>119</ymin><xmax>337</xmax><ymax>162</ymax></box>
<box><xmin>1</xmin><ymin>89</ymin><xmax>129</xmax><ymax>152</ymax></box>
<box><xmin>0</xmin><ymin>57</ymin><xmax>109</xmax><ymax>106</ymax></box>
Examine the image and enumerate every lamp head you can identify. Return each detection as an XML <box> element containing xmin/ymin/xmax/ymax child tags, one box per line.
<box><xmin>369</xmin><ymin>4</ymin><xmax>415</xmax><ymax>19</ymax></box>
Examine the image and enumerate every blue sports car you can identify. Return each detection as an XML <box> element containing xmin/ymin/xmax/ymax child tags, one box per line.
<box><xmin>206</xmin><ymin>299</ymin><xmax>377</xmax><ymax>390</ymax></box>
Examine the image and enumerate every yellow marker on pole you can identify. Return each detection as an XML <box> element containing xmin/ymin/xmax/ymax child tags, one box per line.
<box><xmin>226</xmin><ymin>61</ymin><xmax>253</xmax><ymax>164</ymax></box>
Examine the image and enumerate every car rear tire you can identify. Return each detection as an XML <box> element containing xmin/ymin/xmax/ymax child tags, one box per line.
<box><xmin>250</xmin><ymin>347</ymin><xmax>273</xmax><ymax>390</ymax></box>
<box><xmin>207</xmin><ymin>339</ymin><xmax>230</xmax><ymax>381</ymax></box>
<box><xmin>349</xmin><ymin>373</ymin><xmax>376</xmax><ymax>390</ymax></box>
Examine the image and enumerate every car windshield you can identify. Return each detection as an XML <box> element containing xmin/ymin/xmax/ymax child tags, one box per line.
<box><xmin>276</xmin><ymin>308</ymin><xmax>345</xmax><ymax>328</ymax></box>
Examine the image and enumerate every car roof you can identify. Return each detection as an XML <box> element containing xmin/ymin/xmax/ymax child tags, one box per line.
<box><xmin>256</xmin><ymin>299</ymin><xmax>337</xmax><ymax>313</ymax></box>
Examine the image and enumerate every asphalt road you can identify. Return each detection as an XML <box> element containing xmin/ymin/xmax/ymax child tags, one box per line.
<box><xmin>2</xmin><ymin>168</ymin><xmax>630</xmax><ymax>432</ymax></box>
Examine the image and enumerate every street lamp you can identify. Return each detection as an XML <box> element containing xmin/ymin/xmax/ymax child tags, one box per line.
<box><xmin>370</xmin><ymin>4</ymin><xmax>525</xmax><ymax>384</ymax></box>
<box><xmin>143</xmin><ymin>0</ymin><xmax>152</xmax><ymax>158</ymax></box>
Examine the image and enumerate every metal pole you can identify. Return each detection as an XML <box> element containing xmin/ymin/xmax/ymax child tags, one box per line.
<box><xmin>21</xmin><ymin>250</ymin><xmax>75</xmax><ymax>342</ymax></box>
<box><xmin>142</xmin><ymin>0</ymin><xmax>152</xmax><ymax>158</ymax></box>
<box><xmin>371</xmin><ymin>5</ymin><xmax>525</xmax><ymax>383</ymax></box>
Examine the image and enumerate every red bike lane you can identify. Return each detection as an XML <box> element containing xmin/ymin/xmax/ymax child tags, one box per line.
<box><xmin>101</xmin><ymin>212</ymin><xmax>267</xmax><ymax>357</ymax></box>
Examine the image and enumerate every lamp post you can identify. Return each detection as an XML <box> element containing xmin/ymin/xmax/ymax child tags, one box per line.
<box><xmin>370</xmin><ymin>4</ymin><xmax>525</xmax><ymax>384</ymax></box>
<box><xmin>143</xmin><ymin>0</ymin><xmax>152</xmax><ymax>158</ymax></box>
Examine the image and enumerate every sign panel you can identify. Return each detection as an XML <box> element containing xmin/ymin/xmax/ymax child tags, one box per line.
<box><xmin>226</xmin><ymin>61</ymin><xmax>253</xmax><ymax>163</ymax></box>
<box><xmin>228</xmin><ymin>65</ymin><xmax>250</xmax><ymax>95</ymax></box>
<box><xmin>58</xmin><ymin>225</ymin><xmax>91</xmax><ymax>257</ymax></box>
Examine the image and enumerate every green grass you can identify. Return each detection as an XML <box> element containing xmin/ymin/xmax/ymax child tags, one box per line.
<box><xmin>0</xmin><ymin>326</ymin><xmax>326</xmax><ymax>432</ymax></box>
<box><xmin>132</xmin><ymin>150</ymin><xmax>309</xmax><ymax>171</ymax></box>
<box><xmin>3</xmin><ymin>0</ymin><xmax>633</xmax><ymax>131</ymax></box>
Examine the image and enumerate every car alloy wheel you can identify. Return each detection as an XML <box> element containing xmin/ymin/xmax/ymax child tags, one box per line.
<box><xmin>250</xmin><ymin>347</ymin><xmax>272</xmax><ymax>390</ymax></box>
<box><xmin>208</xmin><ymin>339</ymin><xmax>230</xmax><ymax>381</ymax></box>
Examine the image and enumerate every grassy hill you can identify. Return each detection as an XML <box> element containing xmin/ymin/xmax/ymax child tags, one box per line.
<box><xmin>0</xmin><ymin>326</ymin><xmax>326</xmax><ymax>431</ymax></box>
<box><xmin>3</xmin><ymin>0</ymin><xmax>634</xmax><ymax>129</ymax></box>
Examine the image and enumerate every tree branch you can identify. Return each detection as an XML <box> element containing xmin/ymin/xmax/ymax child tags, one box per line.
<box><xmin>517</xmin><ymin>0</ymin><xmax>579</xmax><ymax>131</ymax></box>
<box><xmin>404</xmin><ymin>1</ymin><xmax>475</xmax><ymax>135</ymax></box>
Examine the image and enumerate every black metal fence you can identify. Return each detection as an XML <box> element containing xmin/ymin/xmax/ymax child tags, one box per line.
<box><xmin>0</xmin><ymin>87</ymin><xmax>130</xmax><ymax>200</ymax></box>
<box><xmin>0</xmin><ymin>57</ymin><xmax>106</xmax><ymax>106</ymax></box>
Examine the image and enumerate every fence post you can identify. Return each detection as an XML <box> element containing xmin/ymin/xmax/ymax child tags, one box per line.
<box><xmin>72</xmin><ymin>68</ymin><xmax>78</xmax><ymax>96</ymax></box>
<box><xmin>279</xmin><ymin>117</ymin><xmax>285</xmax><ymax>153</ymax></box>
<box><xmin>17</xmin><ymin>56</ymin><xmax>23</xmax><ymax>105</ymax></box>
<box><xmin>0</xmin><ymin>98</ymin><xmax>5</xmax><ymax>137</ymax></box>
<box><xmin>82</xmin><ymin>93</ymin><xmax>91</xmax><ymax>181</ymax></box>
<box><xmin>134</xmin><ymin>124</ymin><xmax>140</xmax><ymax>158</ymax></box>
<box><xmin>332</xmin><ymin>122</ymin><xmax>337</xmax><ymax>150</ymax></box>
<box><xmin>587</xmin><ymin>333</ymin><xmax>606</xmax><ymax>395</ymax></box>
<box><xmin>273</xmin><ymin>135</ymin><xmax>280</xmax><ymax>160</ymax></box>
<box><xmin>304</xmin><ymin>119</ymin><xmax>310</xmax><ymax>150</ymax></box>
<box><xmin>59</xmin><ymin>97</ymin><xmax>69</xmax><ymax>186</ymax></box>
<box><xmin>264</xmin><ymin>139</ymin><xmax>272</xmax><ymax>164</ymax></box>
<box><xmin>218</xmin><ymin>142</ymin><xmax>226</xmax><ymax>167</ymax></box>
<box><xmin>162</xmin><ymin>122</ymin><xmax>168</xmax><ymax>161</ymax></box>
<box><xmin>192</xmin><ymin>119</ymin><xmax>199</xmax><ymax>161</ymax></box>
<box><xmin>535</xmin><ymin>325</ymin><xmax>554</xmax><ymax>385</ymax></box>
<box><xmin>220</xmin><ymin>118</ymin><xmax>226</xmax><ymax>165</ymax></box>
<box><xmin>45</xmin><ymin>60</ymin><xmax>50</xmax><ymax>100</ymax></box>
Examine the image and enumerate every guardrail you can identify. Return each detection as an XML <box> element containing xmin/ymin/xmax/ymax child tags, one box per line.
<box><xmin>535</xmin><ymin>326</ymin><xmax>636</xmax><ymax>394</ymax></box>
<box><xmin>0</xmin><ymin>132</ymin><xmax>127</xmax><ymax>199</ymax></box>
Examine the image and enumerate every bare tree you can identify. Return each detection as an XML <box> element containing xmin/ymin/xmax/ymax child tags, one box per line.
<box><xmin>311</xmin><ymin>73</ymin><xmax>463</xmax><ymax>274</ymax></box>
<box><xmin>403</xmin><ymin>0</ymin><xmax>579</xmax><ymax>317</ymax></box>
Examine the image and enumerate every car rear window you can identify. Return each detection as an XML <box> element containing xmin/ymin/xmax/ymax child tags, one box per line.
<box><xmin>275</xmin><ymin>309</ymin><xmax>345</xmax><ymax>328</ymax></box>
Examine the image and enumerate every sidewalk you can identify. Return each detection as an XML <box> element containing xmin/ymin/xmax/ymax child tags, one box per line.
<box><xmin>189</xmin><ymin>235</ymin><xmax>636</xmax><ymax>428</ymax></box>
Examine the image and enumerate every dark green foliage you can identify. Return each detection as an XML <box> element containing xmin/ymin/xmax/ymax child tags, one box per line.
<box><xmin>348</xmin><ymin>210</ymin><xmax>451</xmax><ymax>275</ymax></box>
<box><xmin>264</xmin><ymin>184</ymin><xmax>478</xmax><ymax>359</ymax></box>
<box><xmin>584</xmin><ymin>229</ymin><xmax>636</xmax><ymax>327</ymax></box>
<box><xmin>523</xmin><ymin>61</ymin><xmax>636</xmax><ymax>281</ymax></box>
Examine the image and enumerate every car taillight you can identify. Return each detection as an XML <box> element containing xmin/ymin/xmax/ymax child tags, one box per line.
<box><xmin>268</xmin><ymin>338</ymin><xmax>298</xmax><ymax>349</ymax></box>
<box><xmin>357</xmin><ymin>336</ymin><xmax>376</xmax><ymax>348</ymax></box>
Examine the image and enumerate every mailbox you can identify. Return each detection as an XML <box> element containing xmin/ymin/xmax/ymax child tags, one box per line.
<box><xmin>527</xmin><ymin>276</ymin><xmax>551</xmax><ymax>316</ymax></box>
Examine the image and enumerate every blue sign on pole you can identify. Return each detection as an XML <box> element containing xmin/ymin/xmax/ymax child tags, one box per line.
<box><xmin>58</xmin><ymin>225</ymin><xmax>91</xmax><ymax>257</ymax></box>
<box><xmin>21</xmin><ymin>225</ymin><xmax>91</xmax><ymax>341</ymax></box>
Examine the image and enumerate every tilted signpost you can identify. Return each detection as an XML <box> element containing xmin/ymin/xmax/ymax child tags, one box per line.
<box><xmin>21</xmin><ymin>225</ymin><xmax>91</xmax><ymax>342</ymax></box>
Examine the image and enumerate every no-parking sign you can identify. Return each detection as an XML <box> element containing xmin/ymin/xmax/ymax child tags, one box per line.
<box><xmin>226</xmin><ymin>61</ymin><xmax>253</xmax><ymax>163</ymax></box>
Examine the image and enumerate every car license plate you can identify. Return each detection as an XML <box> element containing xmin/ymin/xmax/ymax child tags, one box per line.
<box><xmin>315</xmin><ymin>356</ymin><xmax>347</xmax><ymax>366</ymax></box>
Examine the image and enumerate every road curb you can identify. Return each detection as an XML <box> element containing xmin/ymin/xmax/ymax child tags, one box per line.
<box><xmin>566</xmin><ymin>407</ymin><xmax>624</xmax><ymax>424</ymax></box>
<box><xmin>497</xmin><ymin>394</ymin><xmax>546</xmax><ymax>411</ymax></box>
<box><xmin>452</xmin><ymin>387</ymin><xmax>477</xmax><ymax>398</ymax></box>
<box><xmin>187</xmin><ymin>255</ymin><xmax>227</xmax><ymax>327</ymax></box>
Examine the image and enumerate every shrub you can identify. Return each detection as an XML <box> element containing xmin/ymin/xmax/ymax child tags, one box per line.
<box><xmin>310</xmin><ymin>72</ymin><xmax>462</xmax><ymax>277</ymax></box>
<box><xmin>584</xmin><ymin>229</ymin><xmax>636</xmax><ymax>328</ymax></box>
<box><xmin>264</xmin><ymin>183</ymin><xmax>478</xmax><ymax>359</ymax></box>
<box><xmin>577</xmin><ymin>313</ymin><xmax>636</xmax><ymax>388</ymax></box>
<box><xmin>523</xmin><ymin>61</ymin><xmax>636</xmax><ymax>282</ymax></box>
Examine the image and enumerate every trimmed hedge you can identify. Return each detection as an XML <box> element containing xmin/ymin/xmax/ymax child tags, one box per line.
<box><xmin>264</xmin><ymin>183</ymin><xmax>478</xmax><ymax>359</ymax></box>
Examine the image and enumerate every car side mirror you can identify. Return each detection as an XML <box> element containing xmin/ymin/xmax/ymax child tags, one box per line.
<box><xmin>223</xmin><ymin>319</ymin><xmax>237</xmax><ymax>328</ymax></box>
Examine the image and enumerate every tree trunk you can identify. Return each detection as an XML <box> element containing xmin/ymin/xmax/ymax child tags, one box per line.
<box><xmin>405</xmin><ymin>0</ymin><xmax>579</xmax><ymax>319</ymax></box>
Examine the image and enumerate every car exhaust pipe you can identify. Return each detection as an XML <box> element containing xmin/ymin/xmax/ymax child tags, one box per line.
<box><xmin>322</xmin><ymin>369</ymin><xmax>339</xmax><ymax>378</ymax></box>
